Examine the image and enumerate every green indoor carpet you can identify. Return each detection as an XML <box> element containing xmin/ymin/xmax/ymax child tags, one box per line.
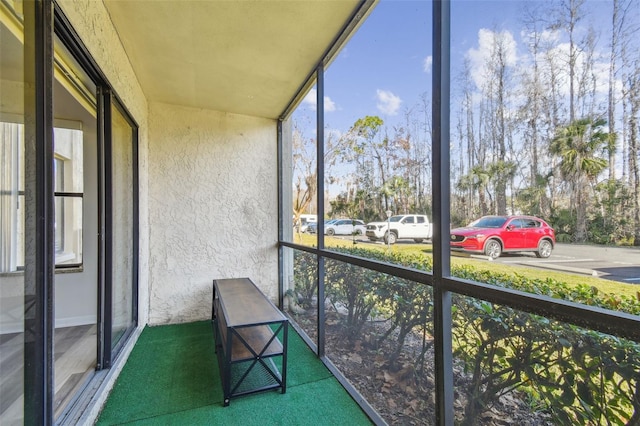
<box><xmin>96</xmin><ymin>321</ymin><xmax>373</xmax><ymax>425</ymax></box>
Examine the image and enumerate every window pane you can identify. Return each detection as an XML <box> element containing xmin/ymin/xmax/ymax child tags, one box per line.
<box><xmin>286</xmin><ymin>84</ymin><xmax>319</xmax><ymax>247</ymax></box>
<box><xmin>324</xmin><ymin>259</ymin><xmax>435</xmax><ymax>424</ymax></box>
<box><xmin>54</xmin><ymin>196</ymin><xmax>82</xmax><ymax>265</ymax></box>
<box><xmin>1</xmin><ymin>123</ymin><xmax>84</xmax><ymax>270</ymax></box>
<box><xmin>111</xmin><ymin>101</ymin><xmax>136</xmax><ymax>349</ymax></box>
<box><xmin>283</xmin><ymin>247</ymin><xmax>318</xmax><ymax>346</ymax></box>
<box><xmin>0</xmin><ymin>123</ymin><xmax>24</xmax><ymax>273</ymax></box>
<box><xmin>323</xmin><ymin>2</ymin><xmax>433</xmax><ymax>266</ymax></box>
<box><xmin>448</xmin><ymin>0</ymin><xmax>640</xmax><ymax>316</ymax></box>
<box><xmin>52</xmin><ymin>33</ymin><xmax>97</xmax><ymax>420</ymax></box>
<box><xmin>53</xmin><ymin>126</ymin><xmax>83</xmax><ymax>267</ymax></box>
<box><xmin>54</xmin><ymin>127</ymin><xmax>83</xmax><ymax>191</ymax></box>
<box><xmin>0</xmin><ymin>0</ymin><xmax>25</xmax><ymax>422</ymax></box>
<box><xmin>454</xmin><ymin>295</ymin><xmax>640</xmax><ymax>424</ymax></box>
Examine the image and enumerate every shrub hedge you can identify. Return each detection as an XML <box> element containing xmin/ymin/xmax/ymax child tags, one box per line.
<box><xmin>292</xmin><ymin>246</ymin><xmax>640</xmax><ymax>425</ymax></box>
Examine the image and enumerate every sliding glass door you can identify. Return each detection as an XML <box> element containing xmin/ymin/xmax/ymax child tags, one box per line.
<box><xmin>0</xmin><ymin>0</ymin><xmax>29</xmax><ymax>423</ymax></box>
<box><xmin>0</xmin><ymin>2</ymin><xmax>138</xmax><ymax>422</ymax></box>
<box><xmin>51</xmin><ymin>33</ymin><xmax>98</xmax><ymax>419</ymax></box>
<box><xmin>108</xmin><ymin>101</ymin><xmax>137</xmax><ymax>357</ymax></box>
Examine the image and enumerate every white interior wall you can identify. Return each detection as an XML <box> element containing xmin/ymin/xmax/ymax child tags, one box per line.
<box><xmin>0</xmin><ymin>92</ymin><xmax>99</xmax><ymax>332</ymax></box>
<box><xmin>0</xmin><ymin>82</ymin><xmax>24</xmax><ymax>333</ymax></box>
<box><xmin>53</xmin><ymin>120</ymin><xmax>98</xmax><ymax>328</ymax></box>
<box><xmin>148</xmin><ymin>102</ymin><xmax>279</xmax><ymax>325</ymax></box>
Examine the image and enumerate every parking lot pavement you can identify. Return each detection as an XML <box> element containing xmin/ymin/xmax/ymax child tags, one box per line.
<box><xmin>485</xmin><ymin>243</ymin><xmax>640</xmax><ymax>284</ymax></box>
<box><xmin>332</xmin><ymin>237</ymin><xmax>640</xmax><ymax>284</ymax></box>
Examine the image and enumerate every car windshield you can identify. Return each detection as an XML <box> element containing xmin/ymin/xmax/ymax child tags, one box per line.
<box><xmin>469</xmin><ymin>216</ymin><xmax>507</xmax><ymax>228</ymax></box>
<box><xmin>389</xmin><ymin>216</ymin><xmax>404</xmax><ymax>222</ymax></box>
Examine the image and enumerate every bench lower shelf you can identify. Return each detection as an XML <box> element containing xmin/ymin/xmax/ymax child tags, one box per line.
<box><xmin>214</xmin><ymin>341</ymin><xmax>284</xmax><ymax>405</ymax></box>
<box><xmin>212</xmin><ymin>278</ymin><xmax>288</xmax><ymax>406</ymax></box>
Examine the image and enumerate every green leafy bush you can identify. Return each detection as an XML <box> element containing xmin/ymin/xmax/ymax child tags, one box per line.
<box><xmin>292</xmin><ymin>246</ymin><xmax>640</xmax><ymax>424</ymax></box>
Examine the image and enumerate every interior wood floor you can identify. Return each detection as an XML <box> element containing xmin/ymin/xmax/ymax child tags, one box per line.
<box><xmin>0</xmin><ymin>324</ymin><xmax>96</xmax><ymax>424</ymax></box>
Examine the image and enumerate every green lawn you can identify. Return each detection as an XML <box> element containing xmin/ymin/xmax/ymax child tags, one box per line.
<box><xmin>292</xmin><ymin>232</ymin><xmax>639</xmax><ymax>299</ymax></box>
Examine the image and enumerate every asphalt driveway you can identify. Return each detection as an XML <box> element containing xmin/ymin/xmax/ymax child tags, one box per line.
<box><xmin>491</xmin><ymin>243</ymin><xmax>640</xmax><ymax>284</ymax></box>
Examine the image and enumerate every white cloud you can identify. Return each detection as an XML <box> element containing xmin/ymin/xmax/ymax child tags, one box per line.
<box><xmin>466</xmin><ymin>28</ymin><xmax>518</xmax><ymax>90</ymax></box>
<box><xmin>324</xmin><ymin>96</ymin><xmax>336</xmax><ymax>112</ymax></box>
<box><xmin>423</xmin><ymin>55</ymin><xmax>433</xmax><ymax>73</ymax></box>
<box><xmin>540</xmin><ymin>29</ymin><xmax>561</xmax><ymax>44</ymax></box>
<box><xmin>544</xmin><ymin>43</ymin><xmax>611</xmax><ymax>98</ymax></box>
<box><xmin>376</xmin><ymin>89</ymin><xmax>402</xmax><ymax>116</ymax></box>
<box><xmin>302</xmin><ymin>91</ymin><xmax>315</xmax><ymax>108</ymax></box>
<box><xmin>302</xmin><ymin>89</ymin><xmax>336</xmax><ymax>112</ymax></box>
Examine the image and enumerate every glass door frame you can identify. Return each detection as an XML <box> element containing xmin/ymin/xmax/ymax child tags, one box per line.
<box><xmin>23</xmin><ymin>1</ymin><xmax>55</xmax><ymax>424</ymax></box>
<box><xmin>21</xmin><ymin>2</ymin><xmax>140</xmax><ymax>423</ymax></box>
<box><xmin>53</xmin><ymin>0</ymin><xmax>139</xmax><ymax>373</ymax></box>
<box><xmin>102</xmin><ymin>92</ymin><xmax>139</xmax><ymax>367</ymax></box>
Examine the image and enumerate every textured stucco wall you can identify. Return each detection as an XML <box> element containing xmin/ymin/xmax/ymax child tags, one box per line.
<box><xmin>50</xmin><ymin>0</ymin><xmax>280</xmax><ymax>327</ymax></box>
<box><xmin>56</xmin><ymin>0</ymin><xmax>150</xmax><ymax>325</ymax></box>
<box><xmin>148</xmin><ymin>102</ymin><xmax>278</xmax><ymax>325</ymax></box>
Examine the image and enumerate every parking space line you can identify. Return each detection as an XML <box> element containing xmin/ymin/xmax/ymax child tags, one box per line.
<box><xmin>500</xmin><ymin>259</ymin><xmax>596</xmax><ymax>264</ymax></box>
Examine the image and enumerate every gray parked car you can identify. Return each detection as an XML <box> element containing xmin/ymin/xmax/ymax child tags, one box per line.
<box><xmin>325</xmin><ymin>219</ymin><xmax>366</xmax><ymax>236</ymax></box>
<box><xmin>305</xmin><ymin>219</ymin><xmax>337</xmax><ymax>234</ymax></box>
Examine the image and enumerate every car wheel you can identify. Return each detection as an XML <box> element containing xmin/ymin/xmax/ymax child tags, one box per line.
<box><xmin>355</xmin><ymin>229</ymin><xmax>363</xmax><ymax>236</ymax></box>
<box><xmin>384</xmin><ymin>231</ymin><xmax>397</xmax><ymax>245</ymax></box>
<box><xmin>484</xmin><ymin>239</ymin><xmax>502</xmax><ymax>259</ymax></box>
<box><xmin>535</xmin><ymin>240</ymin><xmax>553</xmax><ymax>258</ymax></box>
<box><xmin>326</xmin><ymin>228</ymin><xmax>335</xmax><ymax>236</ymax></box>
<box><xmin>414</xmin><ymin>239</ymin><xmax>424</xmax><ymax>243</ymax></box>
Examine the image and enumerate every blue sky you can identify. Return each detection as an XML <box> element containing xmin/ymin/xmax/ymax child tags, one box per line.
<box><xmin>300</xmin><ymin>0</ymin><xmax>431</xmax><ymax>134</ymax></box>
<box><xmin>295</xmin><ymin>0</ymin><xmax>625</xmax><ymax>140</ymax></box>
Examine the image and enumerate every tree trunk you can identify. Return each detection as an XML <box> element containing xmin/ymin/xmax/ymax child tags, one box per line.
<box><xmin>630</xmin><ymin>76</ymin><xmax>640</xmax><ymax>246</ymax></box>
<box><xmin>608</xmin><ymin>0</ymin><xmax>619</xmax><ymax>180</ymax></box>
<box><xmin>575</xmin><ymin>179</ymin><xmax>589</xmax><ymax>242</ymax></box>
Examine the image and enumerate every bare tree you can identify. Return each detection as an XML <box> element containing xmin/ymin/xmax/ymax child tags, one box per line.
<box><xmin>341</xmin><ymin>116</ymin><xmax>391</xmax><ymax>216</ymax></box>
<box><xmin>552</xmin><ymin>0</ymin><xmax>587</xmax><ymax>123</ymax></box>
<box><xmin>477</xmin><ymin>29</ymin><xmax>517</xmax><ymax>215</ymax></box>
<box><xmin>608</xmin><ymin>0</ymin><xmax>623</xmax><ymax>180</ymax></box>
<box><xmin>291</xmin><ymin>119</ymin><xmax>348</xmax><ymax>232</ymax></box>
<box><xmin>520</xmin><ymin>7</ymin><xmax>545</xmax><ymax>185</ymax></box>
<box><xmin>518</xmin><ymin>5</ymin><xmax>557</xmax><ymax>218</ymax></box>
<box><xmin>576</xmin><ymin>26</ymin><xmax>599</xmax><ymax>120</ymax></box>
<box><xmin>452</xmin><ymin>58</ymin><xmax>483</xmax><ymax>222</ymax></box>
<box><xmin>628</xmin><ymin>62</ymin><xmax>640</xmax><ymax>245</ymax></box>
<box><xmin>292</xmin><ymin>121</ymin><xmax>317</xmax><ymax>234</ymax></box>
<box><xmin>414</xmin><ymin>92</ymin><xmax>433</xmax><ymax>213</ymax></box>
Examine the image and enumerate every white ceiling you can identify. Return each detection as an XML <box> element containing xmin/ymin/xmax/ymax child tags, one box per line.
<box><xmin>103</xmin><ymin>0</ymin><xmax>364</xmax><ymax>120</ymax></box>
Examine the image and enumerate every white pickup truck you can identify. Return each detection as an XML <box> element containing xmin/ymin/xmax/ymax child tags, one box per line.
<box><xmin>365</xmin><ymin>214</ymin><xmax>433</xmax><ymax>244</ymax></box>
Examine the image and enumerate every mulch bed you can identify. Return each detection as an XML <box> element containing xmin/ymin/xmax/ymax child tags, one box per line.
<box><xmin>290</xmin><ymin>308</ymin><xmax>553</xmax><ymax>425</ymax></box>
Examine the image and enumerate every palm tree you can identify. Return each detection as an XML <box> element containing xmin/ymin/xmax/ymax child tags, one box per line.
<box><xmin>486</xmin><ymin>160</ymin><xmax>517</xmax><ymax>215</ymax></box>
<box><xmin>516</xmin><ymin>173</ymin><xmax>552</xmax><ymax>218</ymax></box>
<box><xmin>381</xmin><ymin>176</ymin><xmax>411</xmax><ymax>214</ymax></box>
<box><xmin>470</xmin><ymin>165</ymin><xmax>492</xmax><ymax>216</ymax></box>
<box><xmin>549</xmin><ymin>118</ymin><xmax>609</xmax><ymax>242</ymax></box>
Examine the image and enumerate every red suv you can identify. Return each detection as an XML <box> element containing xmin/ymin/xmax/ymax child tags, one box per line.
<box><xmin>450</xmin><ymin>215</ymin><xmax>555</xmax><ymax>260</ymax></box>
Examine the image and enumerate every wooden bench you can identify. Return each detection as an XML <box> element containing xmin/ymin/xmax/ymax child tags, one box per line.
<box><xmin>211</xmin><ymin>278</ymin><xmax>288</xmax><ymax>406</ymax></box>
